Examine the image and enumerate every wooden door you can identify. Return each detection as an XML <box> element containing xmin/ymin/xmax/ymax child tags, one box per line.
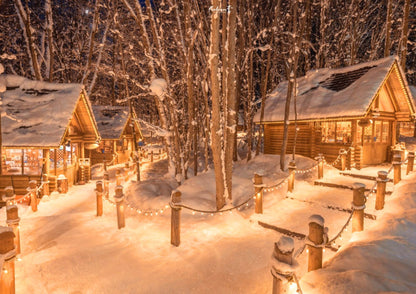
<box><xmin>362</xmin><ymin>120</ymin><xmax>391</xmax><ymax>165</ymax></box>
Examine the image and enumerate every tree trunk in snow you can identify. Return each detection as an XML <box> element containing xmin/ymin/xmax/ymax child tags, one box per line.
<box><xmin>224</xmin><ymin>0</ymin><xmax>237</xmax><ymax>200</ymax></box>
<box><xmin>13</xmin><ymin>0</ymin><xmax>42</xmax><ymax>80</ymax></box>
<box><xmin>384</xmin><ymin>0</ymin><xmax>392</xmax><ymax>57</ymax></box>
<box><xmin>210</xmin><ymin>0</ymin><xmax>225</xmax><ymax>210</ymax></box>
<box><xmin>399</xmin><ymin>0</ymin><xmax>410</xmax><ymax>70</ymax></box>
<box><xmin>45</xmin><ymin>0</ymin><xmax>54</xmax><ymax>82</ymax></box>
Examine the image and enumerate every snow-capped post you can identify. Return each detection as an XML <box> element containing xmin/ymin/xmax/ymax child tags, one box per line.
<box><xmin>28</xmin><ymin>180</ymin><xmax>38</xmax><ymax>212</ymax></box>
<box><xmin>307</xmin><ymin>214</ymin><xmax>325</xmax><ymax>272</ymax></box>
<box><xmin>352</xmin><ymin>183</ymin><xmax>366</xmax><ymax>232</ymax></box>
<box><xmin>340</xmin><ymin>149</ymin><xmax>347</xmax><ymax>171</ymax></box>
<box><xmin>393</xmin><ymin>154</ymin><xmax>402</xmax><ymax>184</ymax></box>
<box><xmin>253</xmin><ymin>173</ymin><xmax>263</xmax><ymax>214</ymax></box>
<box><xmin>288</xmin><ymin>161</ymin><xmax>296</xmax><ymax>193</ymax></box>
<box><xmin>114</xmin><ymin>186</ymin><xmax>125</xmax><ymax>229</ymax></box>
<box><xmin>96</xmin><ymin>181</ymin><xmax>103</xmax><ymax>217</ymax></box>
<box><xmin>6</xmin><ymin>205</ymin><xmax>20</xmax><ymax>255</ymax></box>
<box><xmin>375</xmin><ymin>171</ymin><xmax>388</xmax><ymax>210</ymax></box>
<box><xmin>406</xmin><ymin>151</ymin><xmax>414</xmax><ymax>175</ymax></box>
<box><xmin>270</xmin><ymin>236</ymin><xmax>297</xmax><ymax>294</ymax></box>
<box><xmin>42</xmin><ymin>174</ymin><xmax>50</xmax><ymax>197</ymax></box>
<box><xmin>170</xmin><ymin>190</ymin><xmax>181</xmax><ymax>247</ymax></box>
<box><xmin>4</xmin><ymin>187</ymin><xmax>15</xmax><ymax>207</ymax></box>
<box><xmin>151</xmin><ymin>151</ymin><xmax>154</xmax><ymax>163</ymax></box>
<box><xmin>0</xmin><ymin>227</ymin><xmax>16</xmax><ymax>294</ymax></box>
<box><xmin>317</xmin><ymin>154</ymin><xmax>324</xmax><ymax>179</ymax></box>
<box><xmin>116</xmin><ymin>169</ymin><xmax>122</xmax><ymax>186</ymax></box>
<box><xmin>4</xmin><ymin>187</ymin><xmax>20</xmax><ymax>255</ymax></box>
<box><xmin>136</xmin><ymin>155</ymin><xmax>141</xmax><ymax>182</ymax></box>
<box><xmin>103</xmin><ymin>171</ymin><xmax>109</xmax><ymax>199</ymax></box>
<box><xmin>57</xmin><ymin>174</ymin><xmax>68</xmax><ymax>194</ymax></box>
<box><xmin>124</xmin><ymin>162</ymin><xmax>130</xmax><ymax>182</ymax></box>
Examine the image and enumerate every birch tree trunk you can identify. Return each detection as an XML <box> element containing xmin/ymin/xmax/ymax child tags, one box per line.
<box><xmin>210</xmin><ymin>0</ymin><xmax>225</xmax><ymax>209</ymax></box>
<box><xmin>13</xmin><ymin>0</ymin><xmax>42</xmax><ymax>80</ymax></box>
<box><xmin>224</xmin><ymin>0</ymin><xmax>237</xmax><ymax>200</ymax></box>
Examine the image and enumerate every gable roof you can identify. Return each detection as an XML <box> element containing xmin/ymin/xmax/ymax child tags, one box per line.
<box><xmin>93</xmin><ymin>105</ymin><xmax>131</xmax><ymax>140</ymax></box>
<box><xmin>0</xmin><ymin>74</ymin><xmax>88</xmax><ymax>147</ymax></box>
<box><xmin>254</xmin><ymin>56</ymin><xmax>414</xmax><ymax>123</ymax></box>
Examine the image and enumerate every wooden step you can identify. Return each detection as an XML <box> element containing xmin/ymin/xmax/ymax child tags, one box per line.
<box><xmin>314</xmin><ymin>180</ymin><xmax>392</xmax><ymax>195</ymax></box>
<box><xmin>339</xmin><ymin>171</ymin><xmax>393</xmax><ymax>182</ymax></box>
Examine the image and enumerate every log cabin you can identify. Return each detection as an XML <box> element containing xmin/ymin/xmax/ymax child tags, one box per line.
<box><xmin>90</xmin><ymin>106</ymin><xmax>143</xmax><ymax>166</ymax></box>
<box><xmin>254</xmin><ymin>56</ymin><xmax>415</xmax><ymax>169</ymax></box>
<box><xmin>0</xmin><ymin>74</ymin><xmax>100</xmax><ymax>197</ymax></box>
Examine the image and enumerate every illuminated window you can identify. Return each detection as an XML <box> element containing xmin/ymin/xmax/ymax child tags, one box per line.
<box><xmin>321</xmin><ymin>121</ymin><xmax>351</xmax><ymax>144</ymax></box>
<box><xmin>321</xmin><ymin>122</ymin><xmax>336</xmax><ymax>143</ymax></box>
<box><xmin>382</xmin><ymin>122</ymin><xmax>389</xmax><ymax>142</ymax></box>
<box><xmin>374</xmin><ymin>121</ymin><xmax>382</xmax><ymax>142</ymax></box>
<box><xmin>2</xmin><ymin>149</ymin><xmax>42</xmax><ymax>175</ymax></box>
<box><xmin>24</xmin><ymin>149</ymin><xmax>43</xmax><ymax>175</ymax></box>
<box><xmin>336</xmin><ymin>122</ymin><xmax>351</xmax><ymax>143</ymax></box>
<box><xmin>363</xmin><ymin>124</ymin><xmax>372</xmax><ymax>143</ymax></box>
<box><xmin>357</xmin><ymin>123</ymin><xmax>362</xmax><ymax>143</ymax></box>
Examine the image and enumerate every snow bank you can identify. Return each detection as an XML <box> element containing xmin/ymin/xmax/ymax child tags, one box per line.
<box><xmin>300</xmin><ymin>172</ymin><xmax>416</xmax><ymax>293</ymax></box>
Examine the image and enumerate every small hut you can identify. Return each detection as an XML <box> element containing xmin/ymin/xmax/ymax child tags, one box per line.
<box><xmin>0</xmin><ymin>74</ymin><xmax>99</xmax><ymax>195</ymax></box>
<box><xmin>91</xmin><ymin>106</ymin><xmax>143</xmax><ymax>166</ymax></box>
<box><xmin>254</xmin><ymin>56</ymin><xmax>415</xmax><ymax>168</ymax></box>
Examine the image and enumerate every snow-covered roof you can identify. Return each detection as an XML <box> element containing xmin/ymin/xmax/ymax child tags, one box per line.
<box><xmin>0</xmin><ymin>74</ymin><xmax>84</xmax><ymax>147</ymax></box>
<box><xmin>93</xmin><ymin>106</ymin><xmax>130</xmax><ymax>140</ymax></box>
<box><xmin>254</xmin><ymin>56</ymin><xmax>409</xmax><ymax>123</ymax></box>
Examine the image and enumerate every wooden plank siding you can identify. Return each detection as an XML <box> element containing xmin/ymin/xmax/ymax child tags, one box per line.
<box><xmin>264</xmin><ymin>123</ymin><xmax>353</xmax><ymax>168</ymax></box>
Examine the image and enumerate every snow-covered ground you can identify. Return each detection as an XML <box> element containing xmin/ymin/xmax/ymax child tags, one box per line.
<box><xmin>3</xmin><ymin>152</ymin><xmax>416</xmax><ymax>293</ymax></box>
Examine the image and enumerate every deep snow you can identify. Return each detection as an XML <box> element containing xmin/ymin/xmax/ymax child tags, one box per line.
<box><xmin>3</xmin><ymin>153</ymin><xmax>416</xmax><ymax>293</ymax></box>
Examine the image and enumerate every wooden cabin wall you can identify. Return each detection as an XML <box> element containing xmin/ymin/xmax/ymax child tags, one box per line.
<box><xmin>264</xmin><ymin>123</ymin><xmax>353</xmax><ymax>168</ymax></box>
<box><xmin>264</xmin><ymin>123</ymin><xmax>314</xmax><ymax>158</ymax></box>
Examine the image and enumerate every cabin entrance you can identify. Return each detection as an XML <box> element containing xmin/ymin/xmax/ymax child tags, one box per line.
<box><xmin>359</xmin><ymin>120</ymin><xmax>392</xmax><ymax>165</ymax></box>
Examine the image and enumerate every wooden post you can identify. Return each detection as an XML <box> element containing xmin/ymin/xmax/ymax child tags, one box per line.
<box><xmin>317</xmin><ymin>154</ymin><xmax>324</xmax><ymax>179</ymax></box>
<box><xmin>347</xmin><ymin>147</ymin><xmax>354</xmax><ymax>170</ymax></box>
<box><xmin>375</xmin><ymin>171</ymin><xmax>388</xmax><ymax>210</ymax></box>
<box><xmin>288</xmin><ymin>161</ymin><xmax>296</xmax><ymax>193</ymax></box>
<box><xmin>406</xmin><ymin>151</ymin><xmax>414</xmax><ymax>175</ymax></box>
<box><xmin>340</xmin><ymin>149</ymin><xmax>347</xmax><ymax>171</ymax></box>
<box><xmin>96</xmin><ymin>181</ymin><xmax>103</xmax><ymax>217</ymax></box>
<box><xmin>136</xmin><ymin>156</ymin><xmax>141</xmax><ymax>182</ymax></box>
<box><xmin>151</xmin><ymin>150</ymin><xmax>154</xmax><ymax>162</ymax></box>
<box><xmin>0</xmin><ymin>227</ymin><xmax>16</xmax><ymax>294</ymax></box>
<box><xmin>103</xmin><ymin>160</ymin><xmax>107</xmax><ymax>172</ymax></box>
<box><xmin>3</xmin><ymin>187</ymin><xmax>15</xmax><ymax>207</ymax></box>
<box><xmin>6</xmin><ymin>206</ymin><xmax>20</xmax><ymax>255</ymax></box>
<box><xmin>307</xmin><ymin>214</ymin><xmax>324</xmax><ymax>272</ymax></box>
<box><xmin>42</xmin><ymin>174</ymin><xmax>50</xmax><ymax>196</ymax></box>
<box><xmin>28</xmin><ymin>180</ymin><xmax>38</xmax><ymax>212</ymax></box>
<box><xmin>271</xmin><ymin>236</ymin><xmax>294</xmax><ymax>294</ymax></box>
<box><xmin>103</xmin><ymin>171</ymin><xmax>109</xmax><ymax>199</ymax></box>
<box><xmin>116</xmin><ymin>169</ymin><xmax>122</xmax><ymax>186</ymax></box>
<box><xmin>393</xmin><ymin>154</ymin><xmax>402</xmax><ymax>184</ymax></box>
<box><xmin>57</xmin><ymin>174</ymin><xmax>68</xmax><ymax>194</ymax></box>
<box><xmin>352</xmin><ymin>183</ymin><xmax>366</xmax><ymax>232</ymax></box>
<box><xmin>124</xmin><ymin>162</ymin><xmax>130</xmax><ymax>181</ymax></box>
<box><xmin>253</xmin><ymin>173</ymin><xmax>263</xmax><ymax>214</ymax></box>
<box><xmin>4</xmin><ymin>188</ymin><xmax>20</xmax><ymax>255</ymax></box>
<box><xmin>170</xmin><ymin>190</ymin><xmax>181</xmax><ymax>247</ymax></box>
<box><xmin>114</xmin><ymin>186</ymin><xmax>125</xmax><ymax>229</ymax></box>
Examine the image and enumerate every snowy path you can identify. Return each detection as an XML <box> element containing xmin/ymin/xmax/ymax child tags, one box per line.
<box><xmin>8</xmin><ymin>154</ymin><xmax>413</xmax><ymax>293</ymax></box>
